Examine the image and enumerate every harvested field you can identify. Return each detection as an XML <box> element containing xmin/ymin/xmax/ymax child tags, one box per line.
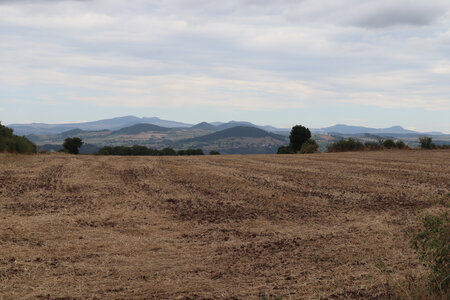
<box><xmin>0</xmin><ymin>150</ymin><xmax>449</xmax><ymax>299</ymax></box>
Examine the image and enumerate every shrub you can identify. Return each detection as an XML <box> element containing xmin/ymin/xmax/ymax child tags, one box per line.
<box><xmin>395</xmin><ymin>140</ymin><xmax>406</xmax><ymax>149</ymax></box>
<box><xmin>364</xmin><ymin>141</ymin><xmax>383</xmax><ymax>150</ymax></box>
<box><xmin>58</xmin><ymin>148</ymin><xmax>69</xmax><ymax>153</ymax></box>
<box><xmin>419</xmin><ymin>136</ymin><xmax>435</xmax><ymax>149</ymax></box>
<box><xmin>277</xmin><ymin>145</ymin><xmax>294</xmax><ymax>154</ymax></box>
<box><xmin>410</xmin><ymin>213</ymin><xmax>449</xmax><ymax>291</ymax></box>
<box><xmin>289</xmin><ymin>125</ymin><xmax>311</xmax><ymax>152</ymax></box>
<box><xmin>300</xmin><ymin>139</ymin><xmax>319</xmax><ymax>154</ymax></box>
<box><xmin>327</xmin><ymin>138</ymin><xmax>364</xmax><ymax>152</ymax></box>
<box><xmin>177</xmin><ymin>149</ymin><xmax>204</xmax><ymax>156</ymax></box>
<box><xmin>383</xmin><ymin>139</ymin><xmax>396</xmax><ymax>149</ymax></box>
<box><xmin>209</xmin><ymin>150</ymin><xmax>220</xmax><ymax>155</ymax></box>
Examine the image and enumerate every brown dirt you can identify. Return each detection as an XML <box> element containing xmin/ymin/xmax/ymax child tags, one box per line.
<box><xmin>0</xmin><ymin>150</ymin><xmax>449</xmax><ymax>299</ymax></box>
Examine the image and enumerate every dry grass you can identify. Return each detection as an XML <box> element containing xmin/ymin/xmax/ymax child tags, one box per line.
<box><xmin>1</xmin><ymin>150</ymin><xmax>449</xmax><ymax>299</ymax></box>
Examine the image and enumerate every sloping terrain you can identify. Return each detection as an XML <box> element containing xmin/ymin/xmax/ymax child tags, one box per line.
<box><xmin>172</xmin><ymin>126</ymin><xmax>288</xmax><ymax>154</ymax></box>
<box><xmin>181</xmin><ymin>126</ymin><xmax>285</xmax><ymax>142</ymax></box>
<box><xmin>191</xmin><ymin>122</ymin><xmax>218</xmax><ymax>130</ymax></box>
<box><xmin>111</xmin><ymin>123</ymin><xmax>171</xmax><ymax>135</ymax></box>
<box><xmin>0</xmin><ymin>150</ymin><xmax>449</xmax><ymax>299</ymax></box>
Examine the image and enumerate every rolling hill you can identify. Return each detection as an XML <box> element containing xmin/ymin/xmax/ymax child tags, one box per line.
<box><xmin>172</xmin><ymin>126</ymin><xmax>288</xmax><ymax>154</ymax></box>
<box><xmin>112</xmin><ymin>123</ymin><xmax>171</xmax><ymax>135</ymax></box>
<box><xmin>191</xmin><ymin>122</ymin><xmax>217</xmax><ymax>130</ymax></box>
<box><xmin>182</xmin><ymin>126</ymin><xmax>285</xmax><ymax>143</ymax></box>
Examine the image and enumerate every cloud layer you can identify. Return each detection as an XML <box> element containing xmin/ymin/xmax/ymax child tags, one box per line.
<box><xmin>1</xmin><ymin>0</ymin><xmax>449</xmax><ymax>129</ymax></box>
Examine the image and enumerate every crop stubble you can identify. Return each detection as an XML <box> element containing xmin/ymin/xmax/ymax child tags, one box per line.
<box><xmin>0</xmin><ymin>150</ymin><xmax>449</xmax><ymax>299</ymax></box>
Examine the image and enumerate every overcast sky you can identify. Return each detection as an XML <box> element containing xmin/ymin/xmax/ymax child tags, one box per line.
<box><xmin>1</xmin><ymin>0</ymin><xmax>449</xmax><ymax>132</ymax></box>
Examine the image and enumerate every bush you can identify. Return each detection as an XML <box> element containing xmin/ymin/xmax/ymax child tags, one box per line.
<box><xmin>419</xmin><ymin>136</ymin><xmax>435</xmax><ymax>149</ymax></box>
<box><xmin>327</xmin><ymin>138</ymin><xmax>364</xmax><ymax>152</ymax></box>
<box><xmin>289</xmin><ymin>125</ymin><xmax>311</xmax><ymax>152</ymax></box>
<box><xmin>410</xmin><ymin>213</ymin><xmax>449</xmax><ymax>291</ymax></box>
<box><xmin>209</xmin><ymin>150</ymin><xmax>220</xmax><ymax>155</ymax></box>
<box><xmin>364</xmin><ymin>141</ymin><xmax>384</xmax><ymax>150</ymax></box>
<box><xmin>300</xmin><ymin>139</ymin><xmax>319</xmax><ymax>154</ymax></box>
<box><xmin>383</xmin><ymin>139</ymin><xmax>396</xmax><ymax>149</ymax></box>
<box><xmin>177</xmin><ymin>149</ymin><xmax>204</xmax><ymax>156</ymax></box>
<box><xmin>395</xmin><ymin>140</ymin><xmax>406</xmax><ymax>149</ymax></box>
<box><xmin>277</xmin><ymin>145</ymin><xmax>294</xmax><ymax>154</ymax></box>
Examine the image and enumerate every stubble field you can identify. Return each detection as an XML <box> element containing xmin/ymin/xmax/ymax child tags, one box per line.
<box><xmin>1</xmin><ymin>150</ymin><xmax>449</xmax><ymax>299</ymax></box>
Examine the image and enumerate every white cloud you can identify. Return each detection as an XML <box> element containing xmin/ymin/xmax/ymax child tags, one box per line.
<box><xmin>429</xmin><ymin>60</ymin><xmax>450</xmax><ymax>74</ymax></box>
<box><xmin>0</xmin><ymin>0</ymin><xmax>449</xmax><ymax>120</ymax></box>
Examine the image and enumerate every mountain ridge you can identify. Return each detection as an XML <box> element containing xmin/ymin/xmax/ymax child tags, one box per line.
<box><xmin>7</xmin><ymin>116</ymin><xmax>447</xmax><ymax>136</ymax></box>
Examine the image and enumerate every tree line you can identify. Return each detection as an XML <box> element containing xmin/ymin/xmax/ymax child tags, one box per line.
<box><xmin>278</xmin><ymin>124</ymin><xmax>449</xmax><ymax>154</ymax></box>
<box><xmin>60</xmin><ymin>137</ymin><xmax>217</xmax><ymax>155</ymax></box>
<box><xmin>97</xmin><ymin>145</ymin><xmax>206</xmax><ymax>156</ymax></box>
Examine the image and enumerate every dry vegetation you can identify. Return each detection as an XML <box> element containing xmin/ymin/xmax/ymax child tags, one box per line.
<box><xmin>1</xmin><ymin>150</ymin><xmax>449</xmax><ymax>299</ymax></box>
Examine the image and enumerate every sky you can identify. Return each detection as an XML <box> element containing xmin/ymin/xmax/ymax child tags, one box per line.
<box><xmin>1</xmin><ymin>0</ymin><xmax>449</xmax><ymax>132</ymax></box>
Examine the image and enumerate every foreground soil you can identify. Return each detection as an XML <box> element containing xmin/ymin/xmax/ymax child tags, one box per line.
<box><xmin>1</xmin><ymin>150</ymin><xmax>449</xmax><ymax>299</ymax></box>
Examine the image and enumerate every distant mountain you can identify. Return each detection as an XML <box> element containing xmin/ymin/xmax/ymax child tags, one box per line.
<box><xmin>173</xmin><ymin>126</ymin><xmax>288</xmax><ymax>154</ymax></box>
<box><xmin>312</xmin><ymin>124</ymin><xmax>444</xmax><ymax>135</ymax></box>
<box><xmin>8</xmin><ymin>115</ymin><xmax>447</xmax><ymax>140</ymax></box>
<box><xmin>8</xmin><ymin>116</ymin><xmax>191</xmax><ymax>135</ymax></box>
<box><xmin>215</xmin><ymin>121</ymin><xmax>257</xmax><ymax>131</ymax></box>
<box><xmin>191</xmin><ymin>122</ymin><xmax>217</xmax><ymax>130</ymax></box>
<box><xmin>112</xmin><ymin>123</ymin><xmax>170</xmax><ymax>135</ymax></box>
<box><xmin>211</xmin><ymin>121</ymin><xmax>290</xmax><ymax>134</ymax></box>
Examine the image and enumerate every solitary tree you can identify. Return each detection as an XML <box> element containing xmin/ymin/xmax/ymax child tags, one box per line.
<box><xmin>63</xmin><ymin>137</ymin><xmax>84</xmax><ymax>154</ymax></box>
<box><xmin>289</xmin><ymin>125</ymin><xmax>311</xmax><ymax>152</ymax></box>
<box><xmin>419</xmin><ymin>136</ymin><xmax>434</xmax><ymax>149</ymax></box>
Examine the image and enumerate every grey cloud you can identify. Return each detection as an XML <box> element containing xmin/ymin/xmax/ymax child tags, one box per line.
<box><xmin>281</xmin><ymin>0</ymin><xmax>449</xmax><ymax>29</ymax></box>
<box><xmin>349</xmin><ymin>3</ymin><xmax>447</xmax><ymax>28</ymax></box>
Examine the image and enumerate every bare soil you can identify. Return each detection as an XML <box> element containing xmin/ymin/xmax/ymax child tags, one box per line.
<box><xmin>1</xmin><ymin>150</ymin><xmax>449</xmax><ymax>299</ymax></box>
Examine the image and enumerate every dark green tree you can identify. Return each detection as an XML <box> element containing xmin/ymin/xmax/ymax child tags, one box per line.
<box><xmin>289</xmin><ymin>125</ymin><xmax>311</xmax><ymax>152</ymax></box>
<box><xmin>419</xmin><ymin>136</ymin><xmax>434</xmax><ymax>149</ymax></box>
<box><xmin>63</xmin><ymin>137</ymin><xmax>84</xmax><ymax>154</ymax></box>
<box><xmin>383</xmin><ymin>139</ymin><xmax>395</xmax><ymax>149</ymax></box>
<box><xmin>395</xmin><ymin>140</ymin><xmax>406</xmax><ymax>149</ymax></box>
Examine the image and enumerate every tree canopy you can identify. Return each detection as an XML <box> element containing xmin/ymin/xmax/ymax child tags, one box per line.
<box><xmin>63</xmin><ymin>137</ymin><xmax>84</xmax><ymax>154</ymax></box>
<box><xmin>289</xmin><ymin>125</ymin><xmax>311</xmax><ymax>152</ymax></box>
